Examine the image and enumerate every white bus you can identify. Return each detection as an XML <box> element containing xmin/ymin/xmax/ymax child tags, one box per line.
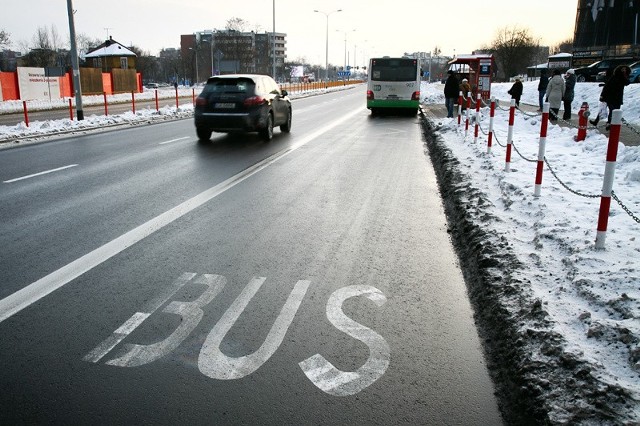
<box><xmin>366</xmin><ymin>57</ymin><xmax>421</xmax><ymax>115</ymax></box>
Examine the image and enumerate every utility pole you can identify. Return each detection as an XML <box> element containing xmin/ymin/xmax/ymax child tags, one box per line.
<box><xmin>67</xmin><ymin>0</ymin><xmax>83</xmax><ymax>120</ymax></box>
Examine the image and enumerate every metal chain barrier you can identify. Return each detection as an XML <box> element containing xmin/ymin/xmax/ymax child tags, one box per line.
<box><xmin>621</xmin><ymin>118</ymin><xmax>640</xmax><ymax>137</ymax></box>
<box><xmin>448</xmin><ymin>98</ymin><xmax>639</xmax><ymax>224</ymax></box>
<box><xmin>612</xmin><ymin>190</ymin><xmax>640</xmax><ymax>224</ymax></box>
<box><xmin>542</xmin><ymin>158</ymin><xmax>600</xmax><ymax>198</ymax></box>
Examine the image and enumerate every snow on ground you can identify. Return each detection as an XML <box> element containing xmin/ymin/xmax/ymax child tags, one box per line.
<box><xmin>420</xmin><ymin>80</ymin><xmax>639</xmax><ymax>423</ymax></box>
<box><xmin>0</xmin><ymin>80</ymin><xmax>639</xmax><ymax>422</ymax></box>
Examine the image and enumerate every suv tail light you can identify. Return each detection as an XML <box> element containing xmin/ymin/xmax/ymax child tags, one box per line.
<box><xmin>367</xmin><ymin>90</ymin><xmax>374</xmax><ymax>100</ymax></box>
<box><xmin>243</xmin><ymin>96</ymin><xmax>266</xmax><ymax>107</ymax></box>
<box><xmin>195</xmin><ymin>97</ymin><xmax>208</xmax><ymax>107</ymax></box>
<box><xmin>411</xmin><ymin>91</ymin><xmax>420</xmax><ymax>101</ymax></box>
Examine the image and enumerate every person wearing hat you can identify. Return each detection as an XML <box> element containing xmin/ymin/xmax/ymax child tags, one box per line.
<box><xmin>443</xmin><ymin>70</ymin><xmax>459</xmax><ymax>118</ymax></box>
<box><xmin>562</xmin><ymin>68</ymin><xmax>577</xmax><ymax>120</ymax></box>
<box><xmin>459</xmin><ymin>78</ymin><xmax>472</xmax><ymax>112</ymax></box>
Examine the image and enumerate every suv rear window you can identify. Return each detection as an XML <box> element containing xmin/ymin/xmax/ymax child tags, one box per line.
<box><xmin>202</xmin><ymin>78</ymin><xmax>256</xmax><ymax>95</ymax></box>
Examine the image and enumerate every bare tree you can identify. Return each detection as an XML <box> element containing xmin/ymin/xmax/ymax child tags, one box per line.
<box><xmin>489</xmin><ymin>26</ymin><xmax>540</xmax><ymax>80</ymax></box>
<box><xmin>76</xmin><ymin>33</ymin><xmax>103</xmax><ymax>57</ymax></box>
<box><xmin>33</xmin><ymin>26</ymin><xmax>52</xmax><ymax>50</ymax></box>
<box><xmin>226</xmin><ymin>17</ymin><xmax>250</xmax><ymax>32</ymax></box>
<box><xmin>0</xmin><ymin>29</ymin><xmax>10</xmax><ymax>47</ymax></box>
<box><xmin>552</xmin><ymin>38</ymin><xmax>573</xmax><ymax>55</ymax></box>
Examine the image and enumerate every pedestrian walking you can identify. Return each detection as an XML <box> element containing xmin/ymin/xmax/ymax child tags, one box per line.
<box><xmin>443</xmin><ymin>70</ymin><xmax>459</xmax><ymax>118</ymax></box>
<box><xmin>507</xmin><ymin>78</ymin><xmax>523</xmax><ymax>107</ymax></box>
<box><xmin>589</xmin><ymin>65</ymin><xmax>631</xmax><ymax>130</ymax></box>
<box><xmin>537</xmin><ymin>69</ymin><xmax>549</xmax><ymax>111</ymax></box>
<box><xmin>545</xmin><ymin>69</ymin><xmax>565</xmax><ymax>122</ymax></box>
<box><xmin>562</xmin><ymin>69</ymin><xmax>577</xmax><ymax>120</ymax></box>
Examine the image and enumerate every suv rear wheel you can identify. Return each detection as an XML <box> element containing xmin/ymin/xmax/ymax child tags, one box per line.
<box><xmin>197</xmin><ymin>127</ymin><xmax>212</xmax><ymax>141</ymax></box>
<box><xmin>280</xmin><ymin>109</ymin><xmax>292</xmax><ymax>133</ymax></box>
<box><xmin>260</xmin><ymin>113</ymin><xmax>274</xmax><ymax>141</ymax></box>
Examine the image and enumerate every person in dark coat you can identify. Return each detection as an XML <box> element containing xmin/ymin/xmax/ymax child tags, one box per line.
<box><xmin>443</xmin><ymin>70</ymin><xmax>459</xmax><ymax>118</ymax></box>
<box><xmin>537</xmin><ymin>69</ymin><xmax>549</xmax><ymax>111</ymax></box>
<box><xmin>562</xmin><ymin>69</ymin><xmax>577</xmax><ymax>120</ymax></box>
<box><xmin>507</xmin><ymin>78</ymin><xmax>523</xmax><ymax>107</ymax></box>
<box><xmin>590</xmin><ymin>65</ymin><xmax>631</xmax><ymax>130</ymax></box>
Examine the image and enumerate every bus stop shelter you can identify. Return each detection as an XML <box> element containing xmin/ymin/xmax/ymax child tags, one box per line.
<box><xmin>448</xmin><ymin>53</ymin><xmax>496</xmax><ymax>101</ymax></box>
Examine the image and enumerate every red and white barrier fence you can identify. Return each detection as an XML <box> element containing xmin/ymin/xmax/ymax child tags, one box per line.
<box><xmin>487</xmin><ymin>97</ymin><xmax>495</xmax><ymax>154</ymax></box>
<box><xmin>504</xmin><ymin>99</ymin><xmax>515</xmax><ymax>172</ymax></box>
<box><xmin>450</xmin><ymin>97</ymin><xmax>632</xmax><ymax>249</ymax></box>
<box><xmin>534</xmin><ymin>102</ymin><xmax>550</xmax><ymax>197</ymax></box>
<box><xmin>595</xmin><ymin>109</ymin><xmax>623</xmax><ymax>249</ymax></box>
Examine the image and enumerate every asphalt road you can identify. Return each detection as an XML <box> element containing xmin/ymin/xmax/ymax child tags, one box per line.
<box><xmin>0</xmin><ymin>89</ymin><xmax>503</xmax><ymax>424</ymax></box>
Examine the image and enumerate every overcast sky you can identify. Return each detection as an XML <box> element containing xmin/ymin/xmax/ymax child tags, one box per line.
<box><xmin>4</xmin><ymin>0</ymin><xmax>576</xmax><ymax>67</ymax></box>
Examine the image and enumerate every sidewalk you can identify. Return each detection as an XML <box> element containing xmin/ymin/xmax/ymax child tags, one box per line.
<box><xmin>421</xmin><ymin>101</ymin><xmax>640</xmax><ymax>147</ymax></box>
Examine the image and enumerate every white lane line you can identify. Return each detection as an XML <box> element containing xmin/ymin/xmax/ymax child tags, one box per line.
<box><xmin>3</xmin><ymin>164</ymin><xmax>78</xmax><ymax>183</ymax></box>
<box><xmin>159</xmin><ymin>137</ymin><xmax>189</xmax><ymax>145</ymax></box>
<box><xmin>0</xmin><ymin>107</ymin><xmax>365</xmax><ymax>324</ymax></box>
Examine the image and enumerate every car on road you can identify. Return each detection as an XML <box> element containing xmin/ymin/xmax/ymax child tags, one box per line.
<box><xmin>194</xmin><ymin>74</ymin><xmax>292</xmax><ymax>142</ymax></box>
<box><xmin>145</xmin><ymin>82</ymin><xmax>159</xmax><ymax>89</ymax></box>
<box><xmin>628</xmin><ymin>61</ymin><xmax>640</xmax><ymax>83</ymax></box>
<box><xmin>574</xmin><ymin>57</ymin><xmax>636</xmax><ymax>82</ymax></box>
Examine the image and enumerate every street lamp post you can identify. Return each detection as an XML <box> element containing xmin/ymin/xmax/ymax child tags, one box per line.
<box><xmin>314</xmin><ymin>9</ymin><xmax>342</xmax><ymax>81</ymax></box>
<box><xmin>189</xmin><ymin>47</ymin><xmax>199</xmax><ymax>85</ymax></box>
<box><xmin>336</xmin><ymin>29</ymin><xmax>355</xmax><ymax>72</ymax></box>
<box><xmin>273</xmin><ymin>0</ymin><xmax>277</xmax><ymax>79</ymax></box>
<box><xmin>203</xmin><ymin>37</ymin><xmax>214</xmax><ymax>77</ymax></box>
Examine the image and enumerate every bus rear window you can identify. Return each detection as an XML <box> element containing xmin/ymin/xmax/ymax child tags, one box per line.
<box><xmin>370</xmin><ymin>59</ymin><xmax>417</xmax><ymax>81</ymax></box>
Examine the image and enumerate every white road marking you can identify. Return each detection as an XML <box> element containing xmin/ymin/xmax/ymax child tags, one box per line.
<box><xmin>198</xmin><ymin>278</ymin><xmax>311</xmax><ymax>379</ymax></box>
<box><xmin>299</xmin><ymin>285</ymin><xmax>390</xmax><ymax>396</ymax></box>
<box><xmin>106</xmin><ymin>274</ymin><xmax>225</xmax><ymax>367</ymax></box>
<box><xmin>159</xmin><ymin>137</ymin><xmax>189</xmax><ymax>145</ymax></box>
<box><xmin>0</xmin><ymin>107</ymin><xmax>365</xmax><ymax>324</ymax></box>
<box><xmin>3</xmin><ymin>164</ymin><xmax>78</xmax><ymax>183</ymax></box>
<box><xmin>83</xmin><ymin>272</ymin><xmax>196</xmax><ymax>363</ymax></box>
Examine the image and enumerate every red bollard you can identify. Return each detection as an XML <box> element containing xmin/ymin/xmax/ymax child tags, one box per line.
<box><xmin>595</xmin><ymin>109</ymin><xmax>623</xmax><ymax>249</ymax></box>
<box><xmin>505</xmin><ymin>99</ymin><xmax>516</xmax><ymax>172</ymax></box>
<box><xmin>458</xmin><ymin>91</ymin><xmax>462</xmax><ymax>125</ymax></box>
<box><xmin>534</xmin><ymin>103</ymin><xmax>550</xmax><ymax>197</ymax></box>
<box><xmin>487</xmin><ymin>97</ymin><xmax>495</xmax><ymax>153</ymax></box>
<box><xmin>69</xmin><ymin>98</ymin><xmax>74</xmax><ymax>120</ymax></box>
<box><xmin>131</xmin><ymin>91</ymin><xmax>136</xmax><ymax>115</ymax></box>
<box><xmin>155</xmin><ymin>89</ymin><xmax>159</xmax><ymax>112</ymax></box>
<box><xmin>575</xmin><ymin>101</ymin><xmax>589</xmax><ymax>142</ymax></box>
<box><xmin>465</xmin><ymin>92</ymin><xmax>471</xmax><ymax>135</ymax></box>
<box><xmin>175</xmin><ymin>87</ymin><xmax>179</xmax><ymax>109</ymax></box>
<box><xmin>23</xmin><ymin>101</ymin><xmax>29</xmax><ymax>127</ymax></box>
<box><xmin>103</xmin><ymin>92</ymin><xmax>109</xmax><ymax>116</ymax></box>
<box><xmin>474</xmin><ymin>93</ymin><xmax>481</xmax><ymax>142</ymax></box>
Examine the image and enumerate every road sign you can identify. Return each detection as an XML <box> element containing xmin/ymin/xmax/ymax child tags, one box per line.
<box><xmin>337</xmin><ymin>71</ymin><xmax>351</xmax><ymax>77</ymax></box>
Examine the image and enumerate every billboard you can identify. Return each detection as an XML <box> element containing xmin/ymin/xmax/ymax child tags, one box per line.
<box><xmin>290</xmin><ymin>65</ymin><xmax>304</xmax><ymax>78</ymax></box>
<box><xmin>17</xmin><ymin>67</ymin><xmax>61</xmax><ymax>101</ymax></box>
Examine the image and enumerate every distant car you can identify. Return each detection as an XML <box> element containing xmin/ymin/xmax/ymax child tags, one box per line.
<box><xmin>194</xmin><ymin>74</ymin><xmax>292</xmax><ymax>142</ymax></box>
<box><xmin>628</xmin><ymin>61</ymin><xmax>640</xmax><ymax>83</ymax></box>
<box><xmin>573</xmin><ymin>58</ymin><xmax>635</xmax><ymax>82</ymax></box>
<box><xmin>595</xmin><ymin>60</ymin><xmax>640</xmax><ymax>82</ymax></box>
<box><xmin>145</xmin><ymin>82</ymin><xmax>159</xmax><ymax>89</ymax></box>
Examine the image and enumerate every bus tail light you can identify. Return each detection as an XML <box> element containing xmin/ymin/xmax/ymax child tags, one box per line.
<box><xmin>411</xmin><ymin>91</ymin><xmax>420</xmax><ymax>101</ymax></box>
<box><xmin>367</xmin><ymin>90</ymin><xmax>374</xmax><ymax>100</ymax></box>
